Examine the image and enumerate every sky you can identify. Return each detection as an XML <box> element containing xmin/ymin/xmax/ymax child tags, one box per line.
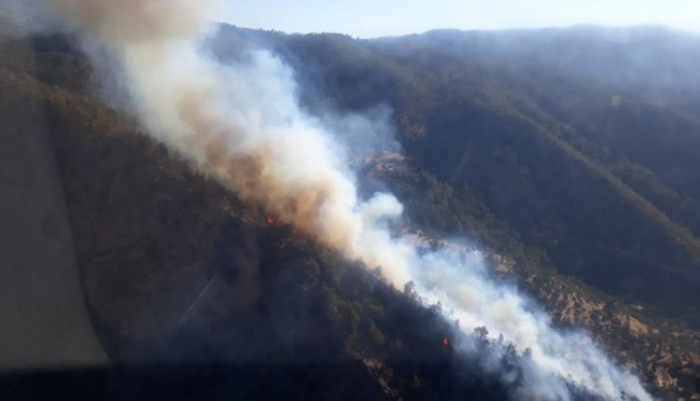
<box><xmin>221</xmin><ymin>0</ymin><xmax>700</xmax><ymax>38</ymax></box>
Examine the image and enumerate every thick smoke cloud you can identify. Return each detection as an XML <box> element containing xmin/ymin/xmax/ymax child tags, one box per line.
<box><xmin>35</xmin><ymin>1</ymin><xmax>652</xmax><ymax>400</ymax></box>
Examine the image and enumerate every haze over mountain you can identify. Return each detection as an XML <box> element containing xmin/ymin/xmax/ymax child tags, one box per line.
<box><xmin>1</xmin><ymin>4</ymin><xmax>699</xmax><ymax>400</ymax></box>
<box><xmin>228</xmin><ymin>23</ymin><xmax>700</xmax><ymax>320</ymax></box>
<box><xmin>220</xmin><ymin>0</ymin><xmax>700</xmax><ymax>37</ymax></box>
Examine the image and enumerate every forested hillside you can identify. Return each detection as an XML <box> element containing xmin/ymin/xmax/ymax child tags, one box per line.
<box><xmin>1</xmin><ymin>15</ymin><xmax>699</xmax><ymax>399</ymax></box>
<box><xmin>216</xmin><ymin>25</ymin><xmax>700</xmax><ymax>397</ymax></box>
<box><xmin>220</xmin><ymin>25</ymin><xmax>700</xmax><ymax>326</ymax></box>
<box><xmin>0</xmin><ymin>31</ymin><xmax>536</xmax><ymax>401</ymax></box>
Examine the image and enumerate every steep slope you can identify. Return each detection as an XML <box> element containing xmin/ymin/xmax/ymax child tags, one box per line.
<box><xmin>0</xmin><ymin>32</ymin><xmax>529</xmax><ymax>401</ymax></box>
<box><xmin>215</xmin><ymin>25</ymin><xmax>700</xmax><ymax>398</ymax></box>
<box><xmin>363</xmin><ymin>154</ymin><xmax>700</xmax><ymax>398</ymax></box>
<box><xmin>2</xmin><ymin>20</ymin><xmax>700</xmax><ymax>399</ymax></box>
<box><xmin>221</xmin><ymin>26</ymin><xmax>700</xmax><ymax>328</ymax></box>
<box><xmin>376</xmin><ymin>26</ymin><xmax>700</xmax><ymax>117</ymax></box>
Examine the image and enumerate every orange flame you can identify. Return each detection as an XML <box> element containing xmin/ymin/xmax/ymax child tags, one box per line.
<box><xmin>266</xmin><ymin>216</ymin><xmax>277</xmax><ymax>225</ymax></box>
<box><xmin>442</xmin><ymin>337</ymin><xmax>449</xmax><ymax>347</ymax></box>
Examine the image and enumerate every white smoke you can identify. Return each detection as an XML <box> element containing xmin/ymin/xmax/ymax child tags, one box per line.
<box><xmin>33</xmin><ymin>1</ymin><xmax>652</xmax><ymax>400</ymax></box>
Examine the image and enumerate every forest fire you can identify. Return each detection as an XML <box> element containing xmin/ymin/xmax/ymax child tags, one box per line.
<box><xmin>35</xmin><ymin>0</ymin><xmax>657</xmax><ymax>397</ymax></box>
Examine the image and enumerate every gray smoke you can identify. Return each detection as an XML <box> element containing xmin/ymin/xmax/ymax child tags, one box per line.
<box><xmin>31</xmin><ymin>1</ymin><xmax>652</xmax><ymax>400</ymax></box>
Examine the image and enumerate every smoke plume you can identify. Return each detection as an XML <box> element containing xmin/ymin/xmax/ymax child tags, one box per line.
<box><xmin>35</xmin><ymin>1</ymin><xmax>652</xmax><ymax>400</ymax></box>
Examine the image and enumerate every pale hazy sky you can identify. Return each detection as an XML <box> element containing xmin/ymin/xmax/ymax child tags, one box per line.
<box><xmin>220</xmin><ymin>0</ymin><xmax>700</xmax><ymax>38</ymax></box>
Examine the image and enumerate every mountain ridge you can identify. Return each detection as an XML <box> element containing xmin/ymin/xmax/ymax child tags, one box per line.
<box><xmin>1</xmin><ymin>19</ymin><xmax>699</xmax><ymax>398</ymax></box>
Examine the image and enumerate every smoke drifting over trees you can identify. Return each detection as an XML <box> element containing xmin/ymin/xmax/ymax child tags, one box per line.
<box><xmin>24</xmin><ymin>1</ymin><xmax>656</xmax><ymax>399</ymax></box>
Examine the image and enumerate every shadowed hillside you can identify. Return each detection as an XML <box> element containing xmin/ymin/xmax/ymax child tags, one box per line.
<box><xmin>220</xmin><ymin>25</ymin><xmax>700</xmax><ymax>327</ymax></box>
<box><xmin>0</xmin><ymin>30</ymin><xmax>531</xmax><ymax>401</ymax></box>
<box><xmin>1</xmin><ymin>15</ymin><xmax>699</xmax><ymax>399</ymax></box>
